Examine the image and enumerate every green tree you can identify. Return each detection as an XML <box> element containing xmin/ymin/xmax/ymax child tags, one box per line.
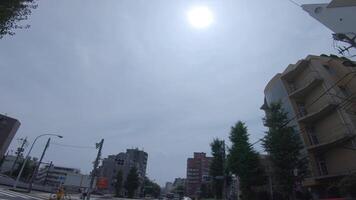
<box><xmin>0</xmin><ymin>0</ymin><xmax>37</xmax><ymax>39</ymax></box>
<box><xmin>115</xmin><ymin>170</ymin><xmax>123</xmax><ymax>197</ymax></box>
<box><xmin>227</xmin><ymin>121</ymin><xmax>265</xmax><ymax>200</ymax></box>
<box><xmin>262</xmin><ymin>102</ymin><xmax>307</xmax><ymax>199</ymax></box>
<box><xmin>125</xmin><ymin>167</ymin><xmax>139</xmax><ymax>198</ymax></box>
<box><xmin>13</xmin><ymin>159</ymin><xmax>35</xmax><ymax>180</ymax></box>
<box><xmin>143</xmin><ymin>177</ymin><xmax>161</xmax><ymax>198</ymax></box>
<box><xmin>210</xmin><ymin>138</ymin><xmax>225</xmax><ymax>199</ymax></box>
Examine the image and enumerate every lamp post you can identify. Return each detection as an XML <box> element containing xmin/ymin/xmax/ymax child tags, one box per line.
<box><xmin>12</xmin><ymin>133</ymin><xmax>63</xmax><ymax>190</ymax></box>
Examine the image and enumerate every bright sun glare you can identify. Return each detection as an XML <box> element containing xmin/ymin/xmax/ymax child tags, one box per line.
<box><xmin>187</xmin><ymin>6</ymin><xmax>214</xmax><ymax>29</ymax></box>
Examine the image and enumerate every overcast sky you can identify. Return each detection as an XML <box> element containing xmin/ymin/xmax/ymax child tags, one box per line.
<box><xmin>0</xmin><ymin>0</ymin><xmax>337</xmax><ymax>186</ymax></box>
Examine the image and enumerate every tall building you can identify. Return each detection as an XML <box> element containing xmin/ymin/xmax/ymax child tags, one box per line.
<box><xmin>0</xmin><ymin>114</ymin><xmax>20</xmax><ymax>159</ymax></box>
<box><xmin>186</xmin><ymin>152</ymin><xmax>212</xmax><ymax>198</ymax></box>
<box><xmin>98</xmin><ymin>148</ymin><xmax>148</xmax><ymax>196</ymax></box>
<box><xmin>262</xmin><ymin>54</ymin><xmax>356</xmax><ymax>198</ymax></box>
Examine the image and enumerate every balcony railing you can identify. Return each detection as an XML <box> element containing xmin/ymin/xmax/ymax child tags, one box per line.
<box><xmin>289</xmin><ymin>76</ymin><xmax>323</xmax><ymax>99</ymax></box>
<box><xmin>281</xmin><ymin>60</ymin><xmax>310</xmax><ymax>81</ymax></box>
<box><xmin>306</xmin><ymin>124</ymin><xmax>356</xmax><ymax>152</ymax></box>
<box><xmin>298</xmin><ymin>101</ymin><xmax>337</xmax><ymax>124</ymax></box>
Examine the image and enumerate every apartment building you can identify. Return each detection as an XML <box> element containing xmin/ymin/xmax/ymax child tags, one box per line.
<box><xmin>262</xmin><ymin>54</ymin><xmax>356</xmax><ymax>198</ymax></box>
<box><xmin>0</xmin><ymin>114</ymin><xmax>20</xmax><ymax>159</ymax></box>
<box><xmin>186</xmin><ymin>152</ymin><xmax>212</xmax><ymax>198</ymax></box>
<box><xmin>98</xmin><ymin>148</ymin><xmax>148</xmax><ymax>196</ymax></box>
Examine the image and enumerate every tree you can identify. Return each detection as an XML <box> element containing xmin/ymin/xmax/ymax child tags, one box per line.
<box><xmin>262</xmin><ymin>102</ymin><xmax>307</xmax><ymax>199</ymax></box>
<box><xmin>13</xmin><ymin>159</ymin><xmax>35</xmax><ymax>180</ymax></box>
<box><xmin>210</xmin><ymin>138</ymin><xmax>225</xmax><ymax>199</ymax></box>
<box><xmin>115</xmin><ymin>170</ymin><xmax>123</xmax><ymax>197</ymax></box>
<box><xmin>0</xmin><ymin>0</ymin><xmax>37</xmax><ymax>39</ymax></box>
<box><xmin>125</xmin><ymin>167</ymin><xmax>140</xmax><ymax>198</ymax></box>
<box><xmin>143</xmin><ymin>177</ymin><xmax>161</xmax><ymax>198</ymax></box>
<box><xmin>227</xmin><ymin>121</ymin><xmax>265</xmax><ymax>200</ymax></box>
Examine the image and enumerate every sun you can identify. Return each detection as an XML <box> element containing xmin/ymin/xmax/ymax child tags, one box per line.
<box><xmin>187</xmin><ymin>6</ymin><xmax>214</xmax><ymax>29</ymax></box>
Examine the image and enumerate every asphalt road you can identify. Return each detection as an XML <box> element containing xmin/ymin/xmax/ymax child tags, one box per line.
<box><xmin>0</xmin><ymin>188</ymin><xmax>48</xmax><ymax>200</ymax></box>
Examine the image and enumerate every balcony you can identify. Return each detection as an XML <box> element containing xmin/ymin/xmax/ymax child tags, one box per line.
<box><xmin>281</xmin><ymin>60</ymin><xmax>310</xmax><ymax>81</ymax></box>
<box><xmin>307</xmin><ymin>125</ymin><xmax>356</xmax><ymax>152</ymax></box>
<box><xmin>298</xmin><ymin>102</ymin><xmax>337</xmax><ymax>124</ymax></box>
<box><xmin>289</xmin><ymin>78</ymin><xmax>323</xmax><ymax>99</ymax></box>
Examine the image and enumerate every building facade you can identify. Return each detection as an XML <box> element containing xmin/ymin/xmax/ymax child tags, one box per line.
<box><xmin>98</xmin><ymin>148</ymin><xmax>148</xmax><ymax>196</ymax></box>
<box><xmin>186</xmin><ymin>152</ymin><xmax>212</xmax><ymax>198</ymax></box>
<box><xmin>263</xmin><ymin>55</ymin><xmax>356</xmax><ymax>198</ymax></box>
<box><xmin>0</xmin><ymin>114</ymin><xmax>20</xmax><ymax>159</ymax></box>
<box><xmin>36</xmin><ymin>164</ymin><xmax>81</xmax><ymax>187</ymax></box>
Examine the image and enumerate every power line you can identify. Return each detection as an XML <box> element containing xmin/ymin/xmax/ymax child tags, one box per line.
<box><xmin>50</xmin><ymin>142</ymin><xmax>96</xmax><ymax>149</ymax></box>
<box><xmin>287</xmin><ymin>0</ymin><xmax>301</xmax><ymax>7</ymax></box>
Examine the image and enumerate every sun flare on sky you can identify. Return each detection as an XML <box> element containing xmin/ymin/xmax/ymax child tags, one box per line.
<box><xmin>187</xmin><ymin>6</ymin><xmax>214</xmax><ymax>29</ymax></box>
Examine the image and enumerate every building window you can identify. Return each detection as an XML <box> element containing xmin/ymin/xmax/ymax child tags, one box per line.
<box><xmin>316</xmin><ymin>156</ymin><xmax>328</xmax><ymax>176</ymax></box>
<box><xmin>323</xmin><ymin>64</ymin><xmax>336</xmax><ymax>75</ymax></box>
<box><xmin>297</xmin><ymin>102</ymin><xmax>307</xmax><ymax>117</ymax></box>
<box><xmin>338</xmin><ymin>86</ymin><xmax>350</xmax><ymax>97</ymax></box>
<box><xmin>306</xmin><ymin>127</ymin><xmax>319</xmax><ymax>145</ymax></box>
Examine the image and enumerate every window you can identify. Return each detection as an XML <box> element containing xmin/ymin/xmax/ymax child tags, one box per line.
<box><xmin>338</xmin><ymin>86</ymin><xmax>350</xmax><ymax>97</ymax></box>
<box><xmin>317</xmin><ymin>156</ymin><xmax>328</xmax><ymax>176</ymax></box>
<box><xmin>297</xmin><ymin>102</ymin><xmax>307</xmax><ymax>117</ymax></box>
<box><xmin>323</xmin><ymin>64</ymin><xmax>336</xmax><ymax>75</ymax></box>
<box><xmin>306</xmin><ymin>127</ymin><xmax>319</xmax><ymax>145</ymax></box>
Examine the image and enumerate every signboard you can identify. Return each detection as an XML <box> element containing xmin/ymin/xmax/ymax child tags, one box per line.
<box><xmin>96</xmin><ymin>177</ymin><xmax>108</xmax><ymax>189</ymax></box>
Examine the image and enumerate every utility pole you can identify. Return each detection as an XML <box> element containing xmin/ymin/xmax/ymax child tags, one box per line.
<box><xmin>10</xmin><ymin>137</ymin><xmax>27</xmax><ymax>177</ymax></box>
<box><xmin>28</xmin><ymin>138</ymin><xmax>51</xmax><ymax>192</ymax></box>
<box><xmin>87</xmin><ymin>139</ymin><xmax>104</xmax><ymax>200</ymax></box>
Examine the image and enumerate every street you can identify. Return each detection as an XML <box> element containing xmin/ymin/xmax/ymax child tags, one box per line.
<box><xmin>0</xmin><ymin>188</ymin><xmax>48</xmax><ymax>200</ymax></box>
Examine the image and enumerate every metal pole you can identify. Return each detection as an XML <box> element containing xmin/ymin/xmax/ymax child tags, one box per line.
<box><xmin>10</xmin><ymin>137</ymin><xmax>27</xmax><ymax>177</ymax></box>
<box><xmin>87</xmin><ymin>139</ymin><xmax>104</xmax><ymax>200</ymax></box>
<box><xmin>28</xmin><ymin>138</ymin><xmax>51</xmax><ymax>192</ymax></box>
<box><xmin>13</xmin><ymin>134</ymin><xmax>62</xmax><ymax>189</ymax></box>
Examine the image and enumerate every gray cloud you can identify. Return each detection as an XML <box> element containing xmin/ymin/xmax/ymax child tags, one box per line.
<box><xmin>0</xmin><ymin>0</ymin><xmax>337</xmax><ymax>185</ymax></box>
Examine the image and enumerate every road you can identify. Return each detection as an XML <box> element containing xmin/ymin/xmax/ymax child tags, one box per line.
<box><xmin>0</xmin><ymin>188</ymin><xmax>48</xmax><ymax>200</ymax></box>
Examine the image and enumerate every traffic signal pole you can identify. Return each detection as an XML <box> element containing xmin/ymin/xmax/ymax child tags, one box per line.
<box><xmin>87</xmin><ymin>139</ymin><xmax>104</xmax><ymax>200</ymax></box>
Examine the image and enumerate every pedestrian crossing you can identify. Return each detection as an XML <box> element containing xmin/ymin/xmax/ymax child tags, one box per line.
<box><xmin>0</xmin><ymin>189</ymin><xmax>46</xmax><ymax>200</ymax></box>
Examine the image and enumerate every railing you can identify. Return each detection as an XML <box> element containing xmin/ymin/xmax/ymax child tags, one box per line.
<box><xmin>305</xmin><ymin>123</ymin><xmax>355</xmax><ymax>148</ymax></box>
<box><xmin>287</xmin><ymin>71</ymin><xmax>322</xmax><ymax>94</ymax></box>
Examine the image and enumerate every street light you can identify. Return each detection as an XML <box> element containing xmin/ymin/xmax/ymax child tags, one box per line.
<box><xmin>12</xmin><ymin>133</ymin><xmax>63</xmax><ymax>189</ymax></box>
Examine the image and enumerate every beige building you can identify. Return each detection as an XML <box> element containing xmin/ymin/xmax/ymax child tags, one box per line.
<box><xmin>263</xmin><ymin>54</ymin><xmax>356</xmax><ymax>198</ymax></box>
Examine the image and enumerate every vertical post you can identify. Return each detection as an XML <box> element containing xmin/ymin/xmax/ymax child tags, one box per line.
<box><xmin>87</xmin><ymin>139</ymin><xmax>104</xmax><ymax>200</ymax></box>
<box><xmin>10</xmin><ymin>137</ymin><xmax>27</xmax><ymax>177</ymax></box>
<box><xmin>28</xmin><ymin>138</ymin><xmax>51</xmax><ymax>192</ymax></box>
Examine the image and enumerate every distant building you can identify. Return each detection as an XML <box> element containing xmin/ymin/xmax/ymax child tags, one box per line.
<box><xmin>0</xmin><ymin>114</ymin><xmax>20</xmax><ymax>159</ymax></box>
<box><xmin>36</xmin><ymin>164</ymin><xmax>81</xmax><ymax>187</ymax></box>
<box><xmin>164</xmin><ymin>182</ymin><xmax>173</xmax><ymax>194</ymax></box>
<box><xmin>173</xmin><ymin>178</ymin><xmax>185</xmax><ymax>189</ymax></box>
<box><xmin>186</xmin><ymin>152</ymin><xmax>212</xmax><ymax>198</ymax></box>
<box><xmin>98</xmin><ymin>148</ymin><xmax>148</xmax><ymax>196</ymax></box>
<box><xmin>262</xmin><ymin>55</ymin><xmax>356</xmax><ymax>198</ymax></box>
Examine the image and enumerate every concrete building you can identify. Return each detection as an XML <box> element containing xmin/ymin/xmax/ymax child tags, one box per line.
<box><xmin>186</xmin><ymin>152</ymin><xmax>212</xmax><ymax>198</ymax></box>
<box><xmin>302</xmin><ymin>0</ymin><xmax>356</xmax><ymax>52</ymax></box>
<box><xmin>0</xmin><ymin>114</ymin><xmax>20</xmax><ymax>159</ymax></box>
<box><xmin>98</xmin><ymin>148</ymin><xmax>148</xmax><ymax>196</ymax></box>
<box><xmin>36</xmin><ymin>164</ymin><xmax>81</xmax><ymax>187</ymax></box>
<box><xmin>262</xmin><ymin>54</ymin><xmax>356</xmax><ymax>198</ymax></box>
